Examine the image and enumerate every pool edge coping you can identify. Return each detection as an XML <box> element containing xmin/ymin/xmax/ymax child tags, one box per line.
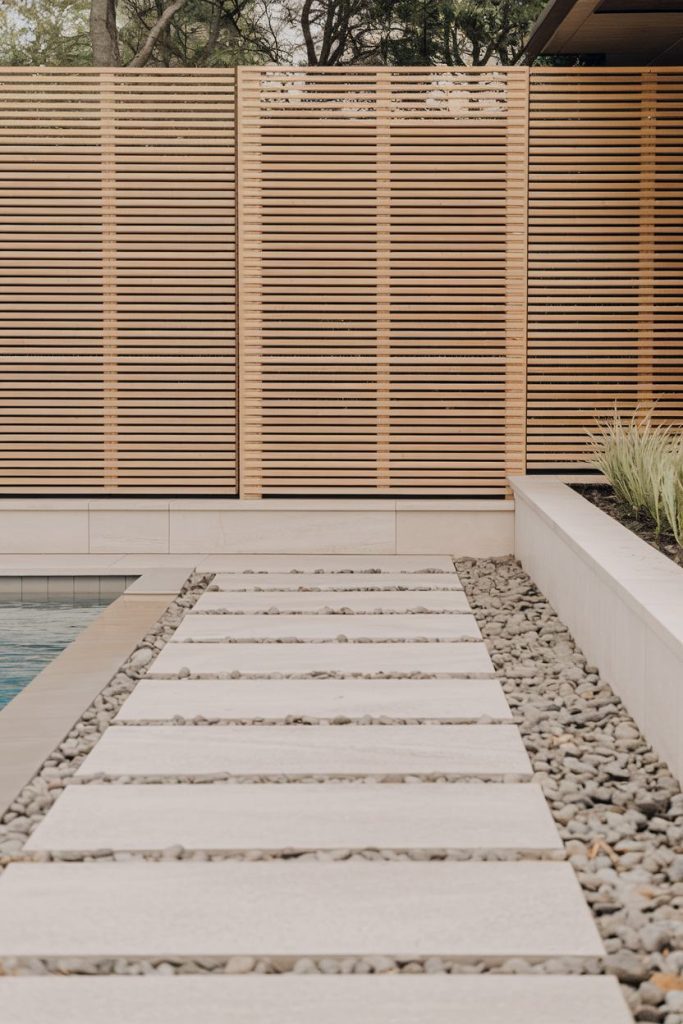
<box><xmin>0</xmin><ymin>568</ymin><xmax>193</xmax><ymax>820</ymax></box>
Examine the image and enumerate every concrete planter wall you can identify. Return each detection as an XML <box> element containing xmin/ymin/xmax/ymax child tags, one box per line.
<box><xmin>511</xmin><ymin>476</ymin><xmax>683</xmax><ymax>784</ymax></box>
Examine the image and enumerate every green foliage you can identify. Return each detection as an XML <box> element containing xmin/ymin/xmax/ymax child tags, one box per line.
<box><xmin>589</xmin><ymin>412</ymin><xmax>683</xmax><ymax>546</ymax></box>
<box><xmin>661</xmin><ymin>442</ymin><xmax>683</xmax><ymax>546</ymax></box>
<box><xmin>0</xmin><ymin>0</ymin><xmax>281</xmax><ymax>67</ymax></box>
<box><xmin>0</xmin><ymin>0</ymin><xmax>546</xmax><ymax>67</ymax></box>
<box><xmin>0</xmin><ymin>0</ymin><xmax>91</xmax><ymax>65</ymax></box>
<box><xmin>377</xmin><ymin>0</ymin><xmax>544</xmax><ymax>66</ymax></box>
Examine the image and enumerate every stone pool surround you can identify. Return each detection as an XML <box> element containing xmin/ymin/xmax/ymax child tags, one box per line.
<box><xmin>0</xmin><ymin>568</ymin><xmax>190</xmax><ymax>819</ymax></box>
<box><xmin>0</xmin><ymin>559</ymin><xmax>680</xmax><ymax>1021</ymax></box>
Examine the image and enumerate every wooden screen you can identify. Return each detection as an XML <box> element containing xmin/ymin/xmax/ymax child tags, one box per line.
<box><xmin>238</xmin><ymin>67</ymin><xmax>528</xmax><ymax>497</ymax></box>
<box><xmin>1</xmin><ymin>66</ymin><xmax>681</xmax><ymax>497</ymax></box>
<box><xmin>0</xmin><ymin>68</ymin><xmax>237</xmax><ymax>494</ymax></box>
<box><xmin>527</xmin><ymin>68</ymin><xmax>683</xmax><ymax>470</ymax></box>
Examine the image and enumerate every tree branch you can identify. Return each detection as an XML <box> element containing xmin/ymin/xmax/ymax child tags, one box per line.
<box><xmin>127</xmin><ymin>0</ymin><xmax>189</xmax><ymax>66</ymax></box>
<box><xmin>301</xmin><ymin>0</ymin><xmax>318</xmax><ymax>63</ymax></box>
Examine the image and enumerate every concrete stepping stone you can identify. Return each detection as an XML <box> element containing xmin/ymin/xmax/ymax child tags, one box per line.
<box><xmin>173</xmin><ymin>613</ymin><xmax>481</xmax><ymax>642</ymax></box>
<box><xmin>76</xmin><ymin>725</ymin><xmax>532</xmax><ymax>779</ymax></box>
<box><xmin>193</xmin><ymin>589</ymin><xmax>471</xmax><ymax>614</ymax></box>
<box><xmin>26</xmin><ymin>782</ymin><xmax>561</xmax><ymax>853</ymax></box>
<box><xmin>0</xmin><ymin>975</ymin><xmax>633</xmax><ymax>1024</ymax></box>
<box><xmin>211</xmin><ymin>573</ymin><xmax>463</xmax><ymax>592</ymax></box>
<box><xmin>0</xmin><ymin>861</ymin><xmax>604</xmax><ymax>958</ymax></box>
<box><xmin>201</xmin><ymin>555</ymin><xmax>456</xmax><ymax>573</ymax></box>
<box><xmin>148</xmin><ymin>641</ymin><xmax>494</xmax><ymax>678</ymax></box>
<box><xmin>114</xmin><ymin>678</ymin><xmax>511</xmax><ymax>723</ymax></box>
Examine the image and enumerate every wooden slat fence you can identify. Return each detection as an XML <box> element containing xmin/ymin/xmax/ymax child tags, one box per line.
<box><xmin>527</xmin><ymin>67</ymin><xmax>683</xmax><ymax>470</ymax></box>
<box><xmin>238</xmin><ymin>66</ymin><xmax>528</xmax><ymax>497</ymax></box>
<box><xmin>0</xmin><ymin>65</ymin><xmax>680</xmax><ymax>496</ymax></box>
<box><xmin>0</xmin><ymin>67</ymin><xmax>237</xmax><ymax>494</ymax></box>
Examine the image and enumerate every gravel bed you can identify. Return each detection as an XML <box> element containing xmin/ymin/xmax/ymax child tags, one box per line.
<box><xmin>111</xmin><ymin>717</ymin><xmax>504</xmax><ymax>725</ymax></box>
<box><xmin>195</xmin><ymin>608</ymin><xmax>458</xmax><ymax>615</ymax></box>
<box><xmin>178</xmin><ymin>637</ymin><xmax>481</xmax><ymax>643</ymax></box>
<box><xmin>206</xmin><ymin>585</ymin><xmax>451</xmax><ymax>593</ymax></box>
<box><xmin>457</xmin><ymin>557</ymin><xmax>683</xmax><ymax>1023</ymax></box>
<box><xmin>67</xmin><ymin>773</ymin><xmax>531</xmax><ymax>785</ymax></box>
<box><xmin>0</xmin><ymin>953</ymin><xmax>602</xmax><ymax>977</ymax></box>
<box><xmin>168</xmin><ymin>672</ymin><xmax>492</xmax><ymax>680</ymax></box>
<box><xmin>207</xmin><ymin>569</ymin><xmax>448</xmax><ymax>577</ymax></box>
<box><xmin>20</xmin><ymin>848</ymin><xmax>565</xmax><ymax>864</ymax></box>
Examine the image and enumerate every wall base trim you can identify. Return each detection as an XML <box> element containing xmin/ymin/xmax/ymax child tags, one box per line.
<box><xmin>0</xmin><ymin>499</ymin><xmax>514</xmax><ymax>557</ymax></box>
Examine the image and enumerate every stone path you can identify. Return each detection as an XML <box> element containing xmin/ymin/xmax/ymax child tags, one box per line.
<box><xmin>0</xmin><ymin>555</ymin><xmax>633</xmax><ymax>1021</ymax></box>
<box><xmin>0</xmin><ymin>975</ymin><xmax>634</xmax><ymax>1024</ymax></box>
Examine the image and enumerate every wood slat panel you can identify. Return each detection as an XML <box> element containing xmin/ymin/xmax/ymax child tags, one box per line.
<box><xmin>238</xmin><ymin>67</ymin><xmax>528</xmax><ymax>497</ymax></box>
<box><xmin>1</xmin><ymin>66</ymin><xmax>681</xmax><ymax>498</ymax></box>
<box><xmin>0</xmin><ymin>68</ymin><xmax>237</xmax><ymax>494</ymax></box>
<box><xmin>527</xmin><ymin>67</ymin><xmax>683</xmax><ymax>471</ymax></box>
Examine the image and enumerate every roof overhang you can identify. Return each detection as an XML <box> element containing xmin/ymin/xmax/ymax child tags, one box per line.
<box><xmin>523</xmin><ymin>0</ymin><xmax>683</xmax><ymax>63</ymax></box>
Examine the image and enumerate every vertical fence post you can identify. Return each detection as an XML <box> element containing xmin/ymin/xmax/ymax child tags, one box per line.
<box><xmin>237</xmin><ymin>67</ymin><xmax>263</xmax><ymax>498</ymax></box>
<box><xmin>505</xmin><ymin>66</ymin><xmax>529</xmax><ymax>485</ymax></box>
<box><xmin>638</xmin><ymin>68</ymin><xmax>656</xmax><ymax>417</ymax></box>
<box><xmin>376</xmin><ymin>69</ymin><xmax>392</xmax><ymax>492</ymax></box>
<box><xmin>100</xmin><ymin>71</ymin><xmax>118</xmax><ymax>491</ymax></box>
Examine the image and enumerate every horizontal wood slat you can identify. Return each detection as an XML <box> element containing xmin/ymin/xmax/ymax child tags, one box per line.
<box><xmin>527</xmin><ymin>67</ymin><xmax>683</xmax><ymax>470</ymax></box>
<box><xmin>238</xmin><ymin>66</ymin><xmax>528</xmax><ymax>497</ymax></box>
<box><xmin>0</xmin><ymin>68</ymin><xmax>237</xmax><ymax>494</ymax></box>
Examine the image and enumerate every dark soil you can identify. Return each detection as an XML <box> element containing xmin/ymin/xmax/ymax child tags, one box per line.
<box><xmin>574</xmin><ymin>484</ymin><xmax>683</xmax><ymax>570</ymax></box>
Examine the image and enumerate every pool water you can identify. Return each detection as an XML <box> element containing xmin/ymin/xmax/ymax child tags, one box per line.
<box><xmin>0</xmin><ymin>599</ymin><xmax>110</xmax><ymax>708</ymax></box>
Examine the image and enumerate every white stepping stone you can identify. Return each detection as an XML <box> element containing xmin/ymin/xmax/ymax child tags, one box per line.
<box><xmin>202</xmin><ymin>555</ymin><xmax>456</xmax><ymax>573</ymax></box>
<box><xmin>0</xmin><ymin>861</ymin><xmax>604</xmax><ymax>958</ymax></box>
<box><xmin>148</xmin><ymin>641</ymin><xmax>494</xmax><ymax>678</ymax></box>
<box><xmin>211</xmin><ymin>573</ymin><xmax>463</xmax><ymax>592</ymax></box>
<box><xmin>194</xmin><ymin>589</ymin><xmax>471</xmax><ymax>614</ymax></box>
<box><xmin>0</xmin><ymin>975</ymin><xmax>633</xmax><ymax>1024</ymax></box>
<box><xmin>114</xmin><ymin>678</ymin><xmax>510</xmax><ymax>723</ymax></box>
<box><xmin>76</xmin><ymin>725</ymin><xmax>532</xmax><ymax>779</ymax></box>
<box><xmin>26</xmin><ymin>783</ymin><xmax>561</xmax><ymax>853</ymax></box>
<box><xmin>173</xmin><ymin>613</ymin><xmax>481</xmax><ymax>642</ymax></box>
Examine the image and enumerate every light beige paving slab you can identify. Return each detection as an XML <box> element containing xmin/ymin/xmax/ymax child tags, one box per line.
<box><xmin>76</xmin><ymin>725</ymin><xmax>532</xmax><ymax>778</ymax></box>
<box><xmin>200</xmin><ymin>555</ymin><xmax>456</xmax><ymax>573</ymax></box>
<box><xmin>114</xmin><ymin>678</ymin><xmax>510</xmax><ymax>723</ymax></box>
<box><xmin>193</xmin><ymin>589</ymin><xmax>471</xmax><ymax>614</ymax></box>
<box><xmin>26</xmin><ymin>782</ymin><xmax>560</xmax><ymax>853</ymax></box>
<box><xmin>0</xmin><ymin>975</ymin><xmax>633</xmax><ymax>1024</ymax></box>
<box><xmin>0</xmin><ymin>861</ymin><xmax>603</xmax><ymax>958</ymax></box>
<box><xmin>148</xmin><ymin>641</ymin><xmax>494</xmax><ymax>678</ymax></box>
<box><xmin>211</xmin><ymin>573</ymin><xmax>463</xmax><ymax>592</ymax></box>
<box><xmin>173</xmin><ymin>613</ymin><xmax>481</xmax><ymax>642</ymax></box>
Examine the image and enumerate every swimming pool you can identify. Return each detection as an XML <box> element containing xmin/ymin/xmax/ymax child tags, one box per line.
<box><xmin>0</xmin><ymin>599</ymin><xmax>110</xmax><ymax>708</ymax></box>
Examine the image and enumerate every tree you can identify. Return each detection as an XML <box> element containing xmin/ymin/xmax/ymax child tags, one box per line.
<box><xmin>441</xmin><ymin>0</ymin><xmax>544</xmax><ymax>65</ymax></box>
<box><xmin>377</xmin><ymin>0</ymin><xmax>544</xmax><ymax>66</ymax></box>
<box><xmin>299</xmin><ymin>0</ymin><xmax>395</xmax><ymax>64</ymax></box>
<box><xmin>90</xmin><ymin>0</ymin><xmax>253</xmax><ymax>66</ymax></box>
<box><xmin>0</xmin><ymin>0</ymin><xmax>547</xmax><ymax>67</ymax></box>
